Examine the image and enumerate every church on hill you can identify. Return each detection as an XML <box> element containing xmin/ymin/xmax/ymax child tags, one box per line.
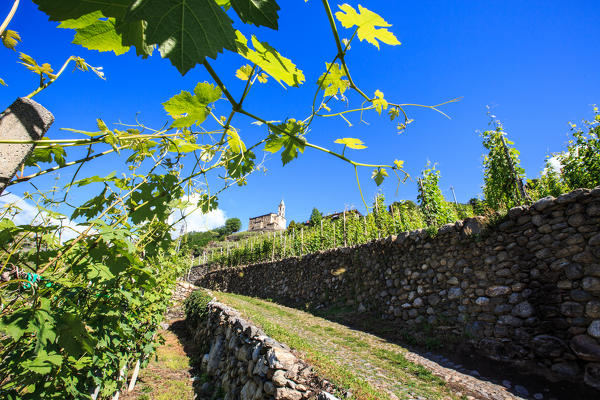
<box><xmin>248</xmin><ymin>200</ymin><xmax>286</xmax><ymax>232</ymax></box>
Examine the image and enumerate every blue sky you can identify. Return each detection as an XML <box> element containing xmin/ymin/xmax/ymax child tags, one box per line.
<box><xmin>2</xmin><ymin>1</ymin><xmax>599</xmax><ymax>231</ymax></box>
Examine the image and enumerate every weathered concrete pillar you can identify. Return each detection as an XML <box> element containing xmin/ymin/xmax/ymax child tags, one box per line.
<box><xmin>0</xmin><ymin>97</ymin><xmax>54</xmax><ymax>194</ymax></box>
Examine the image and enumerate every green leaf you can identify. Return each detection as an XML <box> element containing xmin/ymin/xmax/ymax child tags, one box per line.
<box><xmin>117</xmin><ymin>19</ymin><xmax>155</xmax><ymax>58</ymax></box>
<box><xmin>167</xmin><ymin>138</ymin><xmax>202</xmax><ymax>153</ymax></box>
<box><xmin>372</xmin><ymin>167</ymin><xmax>388</xmax><ymax>186</ymax></box>
<box><xmin>21</xmin><ymin>350</ymin><xmax>63</xmax><ymax>374</ymax></box>
<box><xmin>230</xmin><ymin>0</ymin><xmax>280</xmax><ymax>29</ymax></box>
<box><xmin>33</xmin><ymin>0</ymin><xmax>130</xmax><ymax>20</ymax></box>
<box><xmin>334</xmin><ymin>137</ymin><xmax>366</xmax><ymax>149</ymax></box>
<box><xmin>0</xmin><ymin>309</ymin><xmax>31</xmax><ymax>341</ymax></box>
<box><xmin>1</xmin><ymin>30</ymin><xmax>21</xmax><ymax>50</ymax></box>
<box><xmin>194</xmin><ymin>82</ymin><xmax>222</xmax><ymax>104</ymax></box>
<box><xmin>373</xmin><ymin>89</ymin><xmax>388</xmax><ymax>115</ymax></box>
<box><xmin>318</xmin><ymin>62</ymin><xmax>349</xmax><ymax>97</ymax></box>
<box><xmin>57</xmin><ymin>313</ymin><xmax>97</xmax><ymax>357</ymax></box>
<box><xmin>163</xmin><ymin>82</ymin><xmax>221</xmax><ymax>127</ymax></box>
<box><xmin>18</xmin><ymin>53</ymin><xmax>56</xmax><ymax>79</ymax></box>
<box><xmin>128</xmin><ymin>0</ymin><xmax>237</xmax><ymax>75</ymax></box>
<box><xmin>335</xmin><ymin>4</ymin><xmax>401</xmax><ymax>49</ymax></box>
<box><xmin>227</xmin><ymin>128</ymin><xmax>246</xmax><ymax>153</ymax></box>
<box><xmin>57</xmin><ymin>10</ymin><xmax>104</xmax><ymax>29</ymax></box>
<box><xmin>235</xmin><ymin>64</ymin><xmax>253</xmax><ymax>81</ymax></box>
<box><xmin>236</xmin><ymin>31</ymin><xmax>305</xmax><ymax>87</ymax></box>
<box><xmin>24</xmin><ymin>141</ymin><xmax>67</xmax><ymax>167</ymax></box>
<box><xmin>265</xmin><ymin>120</ymin><xmax>306</xmax><ymax>165</ymax></box>
<box><xmin>0</xmin><ymin>77</ymin><xmax>6</xmax><ymax>86</ymax></box>
<box><xmin>72</xmin><ymin>18</ymin><xmax>130</xmax><ymax>55</ymax></box>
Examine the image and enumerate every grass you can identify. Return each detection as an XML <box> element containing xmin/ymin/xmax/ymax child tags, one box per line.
<box><xmin>214</xmin><ymin>291</ymin><xmax>458</xmax><ymax>400</ymax></box>
<box><xmin>121</xmin><ymin>327</ymin><xmax>195</xmax><ymax>400</ymax></box>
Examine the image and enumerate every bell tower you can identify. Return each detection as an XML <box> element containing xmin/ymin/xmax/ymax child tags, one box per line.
<box><xmin>278</xmin><ymin>199</ymin><xmax>285</xmax><ymax>218</ymax></box>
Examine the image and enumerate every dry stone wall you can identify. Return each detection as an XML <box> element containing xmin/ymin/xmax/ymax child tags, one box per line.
<box><xmin>195</xmin><ymin>187</ymin><xmax>600</xmax><ymax>390</ymax></box>
<box><xmin>190</xmin><ymin>299</ymin><xmax>336</xmax><ymax>400</ymax></box>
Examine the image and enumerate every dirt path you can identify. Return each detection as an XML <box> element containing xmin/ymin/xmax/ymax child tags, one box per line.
<box><xmin>214</xmin><ymin>291</ymin><xmax>525</xmax><ymax>400</ymax></box>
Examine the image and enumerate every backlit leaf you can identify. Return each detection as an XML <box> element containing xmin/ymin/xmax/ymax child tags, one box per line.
<box><xmin>372</xmin><ymin>167</ymin><xmax>388</xmax><ymax>186</ymax></box>
<box><xmin>1</xmin><ymin>30</ymin><xmax>21</xmax><ymax>50</ymax></box>
<box><xmin>334</xmin><ymin>137</ymin><xmax>366</xmax><ymax>149</ymax></box>
<box><xmin>163</xmin><ymin>82</ymin><xmax>221</xmax><ymax>127</ymax></box>
<box><xmin>393</xmin><ymin>159</ymin><xmax>404</xmax><ymax>169</ymax></box>
<box><xmin>230</xmin><ymin>0</ymin><xmax>280</xmax><ymax>29</ymax></box>
<box><xmin>236</xmin><ymin>31</ymin><xmax>304</xmax><ymax>87</ymax></box>
<box><xmin>265</xmin><ymin>120</ymin><xmax>306</xmax><ymax>165</ymax></box>
<box><xmin>72</xmin><ymin>18</ymin><xmax>130</xmax><ymax>55</ymax></box>
<box><xmin>373</xmin><ymin>89</ymin><xmax>388</xmax><ymax>115</ymax></box>
<box><xmin>335</xmin><ymin>4</ymin><xmax>401</xmax><ymax>49</ymax></box>
<box><xmin>235</xmin><ymin>64</ymin><xmax>253</xmax><ymax>81</ymax></box>
<box><xmin>194</xmin><ymin>82</ymin><xmax>222</xmax><ymax>104</ymax></box>
<box><xmin>128</xmin><ymin>0</ymin><xmax>237</xmax><ymax>75</ymax></box>
<box><xmin>317</xmin><ymin>62</ymin><xmax>349</xmax><ymax>97</ymax></box>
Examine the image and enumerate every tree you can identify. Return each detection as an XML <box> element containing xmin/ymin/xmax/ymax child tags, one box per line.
<box><xmin>309</xmin><ymin>208</ymin><xmax>322</xmax><ymax>227</ymax></box>
<box><xmin>481</xmin><ymin>114</ymin><xmax>527</xmax><ymax>210</ymax></box>
<box><xmin>224</xmin><ymin>218</ymin><xmax>242</xmax><ymax>235</ymax></box>
<box><xmin>182</xmin><ymin>230</ymin><xmax>219</xmax><ymax>255</ymax></box>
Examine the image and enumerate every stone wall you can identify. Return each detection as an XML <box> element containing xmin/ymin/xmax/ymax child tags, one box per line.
<box><xmin>190</xmin><ymin>299</ymin><xmax>336</xmax><ymax>400</ymax></box>
<box><xmin>195</xmin><ymin>187</ymin><xmax>600</xmax><ymax>389</ymax></box>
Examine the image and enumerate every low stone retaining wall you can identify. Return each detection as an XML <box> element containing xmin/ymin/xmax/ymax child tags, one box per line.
<box><xmin>190</xmin><ymin>299</ymin><xmax>334</xmax><ymax>400</ymax></box>
<box><xmin>195</xmin><ymin>187</ymin><xmax>600</xmax><ymax>390</ymax></box>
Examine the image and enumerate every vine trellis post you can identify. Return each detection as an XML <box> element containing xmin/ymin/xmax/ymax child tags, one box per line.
<box><xmin>0</xmin><ymin>97</ymin><xmax>54</xmax><ymax>194</ymax></box>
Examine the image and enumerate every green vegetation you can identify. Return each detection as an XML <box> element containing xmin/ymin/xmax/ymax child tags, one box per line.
<box><xmin>417</xmin><ymin>163</ymin><xmax>459</xmax><ymax>227</ymax></box>
<box><xmin>481</xmin><ymin>115</ymin><xmax>528</xmax><ymax>210</ymax></box>
<box><xmin>309</xmin><ymin>207</ymin><xmax>323</xmax><ymax>227</ymax></box>
<box><xmin>181</xmin><ymin>217</ymin><xmax>243</xmax><ymax>255</ymax></box>
<box><xmin>214</xmin><ymin>291</ymin><xmax>458</xmax><ymax>400</ymax></box>
<box><xmin>183</xmin><ymin>289</ymin><xmax>213</xmax><ymax>327</ymax></box>
<box><xmin>558</xmin><ymin>107</ymin><xmax>600</xmax><ymax>190</ymax></box>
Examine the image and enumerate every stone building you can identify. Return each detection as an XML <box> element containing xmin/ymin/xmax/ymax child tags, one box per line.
<box><xmin>248</xmin><ymin>200</ymin><xmax>286</xmax><ymax>232</ymax></box>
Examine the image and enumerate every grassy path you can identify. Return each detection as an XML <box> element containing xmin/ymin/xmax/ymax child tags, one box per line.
<box><xmin>214</xmin><ymin>291</ymin><xmax>461</xmax><ymax>400</ymax></box>
<box><xmin>120</xmin><ymin>324</ymin><xmax>196</xmax><ymax>400</ymax></box>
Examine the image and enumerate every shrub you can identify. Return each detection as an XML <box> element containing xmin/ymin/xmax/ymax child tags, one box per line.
<box><xmin>184</xmin><ymin>289</ymin><xmax>213</xmax><ymax>327</ymax></box>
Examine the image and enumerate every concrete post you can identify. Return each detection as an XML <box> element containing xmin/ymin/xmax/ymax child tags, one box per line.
<box><xmin>0</xmin><ymin>98</ymin><xmax>54</xmax><ymax>194</ymax></box>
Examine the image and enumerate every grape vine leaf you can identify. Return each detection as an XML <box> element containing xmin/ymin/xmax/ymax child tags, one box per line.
<box><xmin>19</xmin><ymin>53</ymin><xmax>56</xmax><ymax>79</ymax></box>
<box><xmin>128</xmin><ymin>0</ymin><xmax>237</xmax><ymax>75</ymax></box>
<box><xmin>334</xmin><ymin>137</ymin><xmax>366</xmax><ymax>149</ymax></box>
<box><xmin>72</xmin><ymin>18</ymin><xmax>130</xmax><ymax>55</ymax></box>
<box><xmin>335</xmin><ymin>4</ymin><xmax>401</xmax><ymax>49</ymax></box>
<box><xmin>235</xmin><ymin>64</ymin><xmax>253</xmax><ymax>80</ymax></box>
<box><xmin>0</xmin><ymin>309</ymin><xmax>30</xmax><ymax>340</ymax></box>
<box><xmin>264</xmin><ymin>120</ymin><xmax>306</xmax><ymax>165</ymax></box>
<box><xmin>373</xmin><ymin>89</ymin><xmax>388</xmax><ymax>115</ymax></box>
<box><xmin>372</xmin><ymin>167</ymin><xmax>388</xmax><ymax>186</ymax></box>
<box><xmin>318</xmin><ymin>62</ymin><xmax>349</xmax><ymax>97</ymax></box>
<box><xmin>230</xmin><ymin>0</ymin><xmax>280</xmax><ymax>29</ymax></box>
<box><xmin>236</xmin><ymin>31</ymin><xmax>305</xmax><ymax>88</ymax></box>
<box><xmin>117</xmin><ymin>19</ymin><xmax>155</xmax><ymax>58</ymax></box>
<box><xmin>59</xmin><ymin>11</ymin><xmax>154</xmax><ymax>58</ymax></box>
<box><xmin>393</xmin><ymin>159</ymin><xmax>405</xmax><ymax>169</ymax></box>
<box><xmin>21</xmin><ymin>350</ymin><xmax>63</xmax><ymax>374</ymax></box>
<box><xmin>162</xmin><ymin>82</ymin><xmax>222</xmax><ymax>127</ymax></box>
<box><xmin>1</xmin><ymin>30</ymin><xmax>21</xmax><ymax>50</ymax></box>
<box><xmin>57</xmin><ymin>10</ymin><xmax>104</xmax><ymax>29</ymax></box>
<box><xmin>33</xmin><ymin>0</ymin><xmax>130</xmax><ymax>20</ymax></box>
